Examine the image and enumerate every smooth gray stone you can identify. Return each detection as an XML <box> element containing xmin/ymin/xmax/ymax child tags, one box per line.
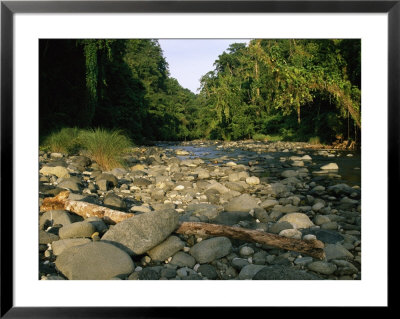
<box><xmin>52</xmin><ymin>238</ymin><xmax>91</xmax><ymax>255</ymax></box>
<box><xmin>190</xmin><ymin>237</ymin><xmax>232</xmax><ymax>264</ymax></box>
<box><xmin>186</xmin><ymin>203</ymin><xmax>220</xmax><ymax>220</ymax></box>
<box><xmin>307</xmin><ymin>261</ymin><xmax>337</xmax><ymax>275</ymax></box>
<box><xmin>101</xmin><ymin>209</ymin><xmax>180</xmax><ymax>255</ymax></box>
<box><xmin>147</xmin><ymin>236</ymin><xmax>185</xmax><ymax>261</ymax></box>
<box><xmin>103</xmin><ymin>193</ymin><xmax>127</xmax><ymax>210</ymax></box>
<box><xmin>211</xmin><ymin>211</ymin><xmax>253</xmax><ymax>226</ymax></box>
<box><xmin>39</xmin><ymin>230</ymin><xmax>59</xmax><ymax>244</ymax></box>
<box><xmin>57</xmin><ymin>180</ymin><xmax>81</xmax><ymax>192</ymax></box>
<box><xmin>238</xmin><ymin>264</ymin><xmax>267</xmax><ymax>279</ymax></box>
<box><xmin>39</xmin><ymin>210</ymin><xmax>72</xmax><ymax>229</ymax></box>
<box><xmin>170</xmin><ymin>251</ymin><xmax>196</xmax><ymax>268</ymax></box>
<box><xmin>55</xmin><ymin>241</ymin><xmax>135</xmax><ymax>280</ymax></box>
<box><xmin>59</xmin><ymin>221</ymin><xmax>96</xmax><ymax>239</ymax></box>
<box><xmin>324</xmin><ymin>243</ymin><xmax>354</xmax><ymax>261</ymax></box>
<box><xmin>224</xmin><ymin>194</ymin><xmax>259</xmax><ymax>212</ymax></box>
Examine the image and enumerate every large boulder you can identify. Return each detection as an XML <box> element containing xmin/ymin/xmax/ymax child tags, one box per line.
<box><xmin>101</xmin><ymin>209</ymin><xmax>180</xmax><ymax>255</ymax></box>
<box><xmin>55</xmin><ymin>241</ymin><xmax>135</xmax><ymax>280</ymax></box>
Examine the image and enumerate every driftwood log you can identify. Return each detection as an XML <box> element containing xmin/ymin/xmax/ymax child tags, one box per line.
<box><xmin>40</xmin><ymin>191</ymin><xmax>134</xmax><ymax>224</ymax></box>
<box><xmin>175</xmin><ymin>222</ymin><xmax>325</xmax><ymax>260</ymax></box>
<box><xmin>40</xmin><ymin>191</ymin><xmax>325</xmax><ymax>259</ymax></box>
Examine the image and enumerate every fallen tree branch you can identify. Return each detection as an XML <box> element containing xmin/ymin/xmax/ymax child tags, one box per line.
<box><xmin>40</xmin><ymin>191</ymin><xmax>325</xmax><ymax>259</ymax></box>
<box><xmin>175</xmin><ymin>222</ymin><xmax>325</xmax><ymax>260</ymax></box>
<box><xmin>40</xmin><ymin>190</ymin><xmax>134</xmax><ymax>224</ymax></box>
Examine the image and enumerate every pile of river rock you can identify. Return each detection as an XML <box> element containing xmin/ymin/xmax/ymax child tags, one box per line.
<box><xmin>39</xmin><ymin>140</ymin><xmax>361</xmax><ymax>280</ymax></box>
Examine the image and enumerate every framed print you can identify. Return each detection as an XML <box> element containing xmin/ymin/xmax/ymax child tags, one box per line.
<box><xmin>1</xmin><ymin>0</ymin><xmax>396</xmax><ymax>316</ymax></box>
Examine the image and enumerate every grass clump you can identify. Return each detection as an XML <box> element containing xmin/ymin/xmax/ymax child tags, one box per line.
<box><xmin>41</xmin><ymin>127</ymin><xmax>82</xmax><ymax>154</ymax></box>
<box><xmin>309</xmin><ymin>136</ymin><xmax>321</xmax><ymax>145</ymax></box>
<box><xmin>78</xmin><ymin>128</ymin><xmax>132</xmax><ymax>171</ymax></box>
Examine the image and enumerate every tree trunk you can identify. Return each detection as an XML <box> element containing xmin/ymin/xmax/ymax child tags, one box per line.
<box><xmin>175</xmin><ymin>222</ymin><xmax>325</xmax><ymax>260</ymax></box>
<box><xmin>297</xmin><ymin>105</ymin><xmax>301</xmax><ymax>124</ymax></box>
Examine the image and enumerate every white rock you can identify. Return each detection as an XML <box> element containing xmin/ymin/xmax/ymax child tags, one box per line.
<box><xmin>303</xmin><ymin>234</ymin><xmax>317</xmax><ymax>241</ymax></box>
<box><xmin>321</xmin><ymin>163</ymin><xmax>339</xmax><ymax>170</ymax></box>
<box><xmin>226</xmin><ymin>161</ymin><xmax>237</xmax><ymax>167</ymax></box>
<box><xmin>246</xmin><ymin>176</ymin><xmax>260</xmax><ymax>185</ymax></box>
<box><xmin>279</xmin><ymin>229</ymin><xmax>302</xmax><ymax>239</ymax></box>
<box><xmin>301</xmin><ymin>155</ymin><xmax>312</xmax><ymax>161</ymax></box>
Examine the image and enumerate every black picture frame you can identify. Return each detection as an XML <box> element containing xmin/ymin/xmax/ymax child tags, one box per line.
<box><xmin>1</xmin><ymin>0</ymin><xmax>395</xmax><ymax>317</ymax></box>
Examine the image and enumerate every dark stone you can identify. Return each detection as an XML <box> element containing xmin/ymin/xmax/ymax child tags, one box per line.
<box><xmin>197</xmin><ymin>264</ymin><xmax>218</xmax><ymax>279</ymax></box>
<box><xmin>71</xmin><ymin>155</ymin><xmax>92</xmax><ymax>167</ymax></box>
<box><xmin>132</xmin><ymin>177</ymin><xmax>152</xmax><ymax>187</ymax></box>
<box><xmin>181</xmin><ymin>274</ymin><xmax>203</xmax><ymax>280</ymax></box>
<box><xmin>103</xmin><ymin>193</ymin><xmax>127</xmax><ymax>210</ymax></box>
<box><xmin>96</xmin><ymin>173</ymin><xmax>118</xmax><ymax>188</ymax></box>
<box><xmin>253</xmin><ymin>265</ymin><xmax>323</xmax><ymax>280</ymax></box>
<box><xmin>269</xmin><ymin>221</ymin><xmax>293</xmax><ymax>234</ymax></box>
<box><xmin>138</xmin><ymin>268</ymin><xmax>160</xmax><ymax>280</ymax></box>
<box><xmin>301</xmin><ymin>228</ymin><xmax>344</xmax><ymax>244</ymax></box>
<box><xmin>211</xmin><ymin>211</ymin><xmax>253</xmax><ymax>226</ymax></box>
<box><xmin>46</xmin><ymin>160</ymin><xmax>67</xmax><ymax>167</ymax></box>
<box><xmin>161</xmin><ymin>267</ymin><xmax>177</xmax><ymax>279</ymax></box>
<box><xmin>39</xmin><ymin>185</ymin><xmax>66</xmax><ymax>197</ymax></box>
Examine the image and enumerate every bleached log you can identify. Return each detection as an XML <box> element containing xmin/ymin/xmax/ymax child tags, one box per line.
<box><xmin>40</xmin><ymin>191</ymin><xmax>134</xmax><ymax>224</ymax></box>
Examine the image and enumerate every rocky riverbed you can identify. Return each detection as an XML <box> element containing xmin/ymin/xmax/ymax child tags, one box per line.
<box><xmin>38</xmin><ymin>140</ymin><xmax>361</xmax><ymax>280</ymax></box>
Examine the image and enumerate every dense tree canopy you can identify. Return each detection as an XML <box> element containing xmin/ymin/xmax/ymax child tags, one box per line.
<box><xmin>40</xmin><ymin>38</ymin><xmax>360</xmax><ymax>145</ymax></box>
<box><xmin>197</xmin><ymin>39</ymin><xmax>361</xmax><ymax>143</ymax></box>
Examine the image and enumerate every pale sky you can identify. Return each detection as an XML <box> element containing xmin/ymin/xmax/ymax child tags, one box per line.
<box><xmin>158</xmin><ymin>39</ymin><xmax>250</xmax><ymax>94</ymax></box>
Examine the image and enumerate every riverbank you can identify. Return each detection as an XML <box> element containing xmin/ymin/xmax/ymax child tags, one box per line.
<box><xmin>39</xmin><ymin>141</ymin><xmax>361</xmax><ymax>280</ymax></box>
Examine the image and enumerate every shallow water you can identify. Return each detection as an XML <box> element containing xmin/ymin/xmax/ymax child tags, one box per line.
<box><xmin>158</xmin><ymin>142</ymin><xmax>361</xmax><ymax>187</ymax></box>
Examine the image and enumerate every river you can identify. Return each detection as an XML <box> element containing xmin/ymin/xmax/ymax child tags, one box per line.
<box><xmin>157</xmin><ymin>140</ymin><xmax>361</xmax><ymax>187</ymax></box>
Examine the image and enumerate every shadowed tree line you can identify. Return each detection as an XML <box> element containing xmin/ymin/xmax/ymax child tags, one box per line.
<box><xmin>40</xmin><ymin>39</ymin><xmax>360</xmax><ymax>145</ymax></box>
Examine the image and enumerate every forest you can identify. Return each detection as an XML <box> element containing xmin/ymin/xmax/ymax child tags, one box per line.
<box><xmin>39</xmin><ymin>39</ymin><xmax>361</xmax><ymax>146</ymax></box>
